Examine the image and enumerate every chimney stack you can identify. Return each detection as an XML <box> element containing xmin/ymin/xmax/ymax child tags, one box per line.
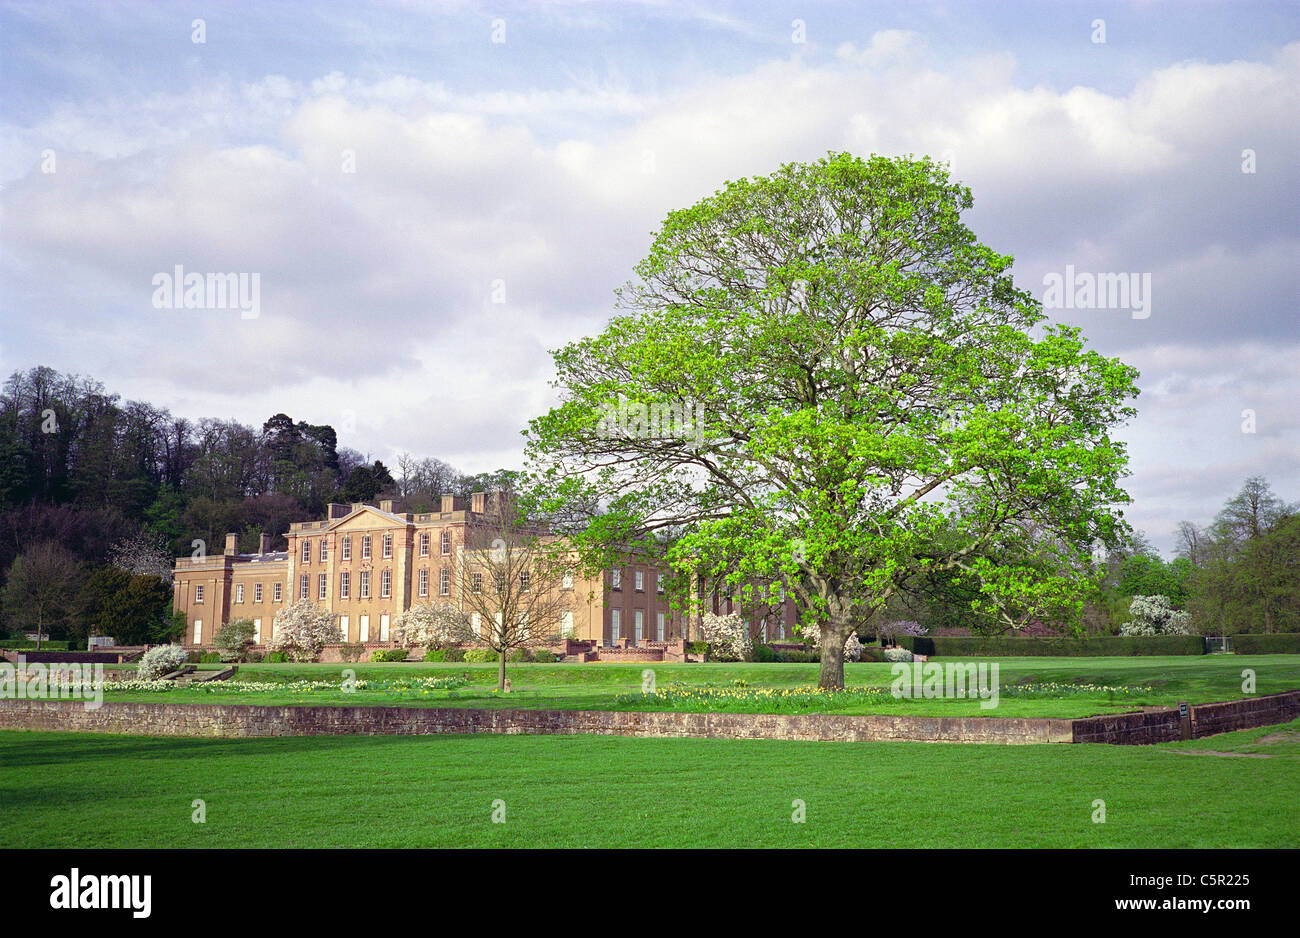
<box><xmin>379</xmin><ymin>499</ymin><xmax>394</xmax><ymax>513</ymax></box>
<box><xmin>259</xmin><ymin>533</ymin><xmax>272</xmax><ymax>554</ymax></box>
<box><xmin>327</xmin><ymin>503</ymin><xmax>350</xmax><ymax>520</ymax></box>
<box><xmin>471</xmin><ymin>491</ymin><xmax>486</xmax><ymax>513</ymax></box>
<box><xmin>224</xmin><ymin>533</ymin><xmax>238</xmax><ymax>556</ymax></box>
<box><xmin>440</xmin><ymin>494</ymin><xmax>455</xmax><ymax>513</ymax></box>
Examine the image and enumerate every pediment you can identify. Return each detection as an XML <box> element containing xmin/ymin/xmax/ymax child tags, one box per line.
<box><xmin>327</xmin><ymin>506</ymin><xmax>409</xmax><ymax>532</ymax></box>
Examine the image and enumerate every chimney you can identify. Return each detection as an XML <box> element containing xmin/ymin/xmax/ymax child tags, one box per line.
<box><xmin>258</xmin><ymin>533</ymin><xmax>272</xmax><ymax>554</ymax></box>
<box><xmin>224</xmin><ymin>533</ymin><xmax>238</xmax><ymax>556</ymax></box>
<box><xmin>327</xmin><ymin>503</ymin><xmax>350</xmax><ymax>520</ymax></box>
<box><xmin>440</xmin><ymin>494</ymin><xmax>455</xmax><ymax>513</ymax></box>
<box><xmin>351</xmin><ymin>502</ymin><xmax>364</xmax><ymax>513</ymax></box>
<box><xmin>379</xmin><ymin>498</ymin><xmax>394</xmax><ymax>513</ymax></box>
<box><xmin>471</xmin><ymin>491</ymin><xmax>486</xmax><ymax>513</ymax></box>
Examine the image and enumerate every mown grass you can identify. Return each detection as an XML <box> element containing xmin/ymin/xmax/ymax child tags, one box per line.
<box><xmin>92</xmin><ymin>655</ymin><xmax>1300</xmax><ymax>718</ymax></box>
<box><xmin>1</xmin><ymin>719</ymin><xmax>1296</xmax><ymax>848</ymax></box>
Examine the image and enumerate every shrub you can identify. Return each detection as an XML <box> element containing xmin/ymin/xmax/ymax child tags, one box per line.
<box><xmin>214</xmin><ymin>619</ymin><xmax>256</xmax><ymax>662</ymax></box>
<box><xmin>138</xmin><ymin>644</ymin><xmax>189</xmax><ymax>680</ymax></box>
<box><xmin>686</xmin><ymin>641</ymin><xmax>709</xmax><ymax>655</ymax></box>
<box><xmin>263</xmin><ymin>650</ymin><xmax>289</xmax><ymax>663</ymax></box>
<box><xmin>423</xmin><ymin>648</ymin><xmax>447</xmax><ymax>662</ymax></box>
<box><xmin>844</xmin><ymin>633</ymin><xmax>862</xmax><ymax>662</ymax></box>
<box><xmin>442</xmin><ymin>647</ymin><xmax>467</xmax><ymax>662</ymax></box>
<box><xmin>880</xmin><ymin>620</ymin><xmax>927</xmax><ymax>641</ymax></box>
<box><xmin>369</xmin><ymin>648</ymin><xmax>409</xmax><ymax>662</ymax></box>
<box><xmin>507</xmin><ymin>648</ymin><xmax>530</xmax><ymax>663</ymax></box>
<box><xmin>751</xmin><ymin>643</ymin><xmax>776</xmax><ymax>663</ymax></box>
<box><xmin>268</xmin><ymin>600</ymin><xmax>340</xmax><ymax>662</ymax></box>
<box><xmin>464</xmin><ymin>648</ymin><xmax>497</xmax><ymax>664</ymax></box>
<box><xmin>532</xmin><ymin>650</ymin><xmax>557</xmax><ymax>663</ymax></box>
<box><xmin>884</xmin><ymin>646</ymin><xmax>914</xmax><ymax>662</ymax></box>
<box><xmin>701</xmin><ymin>613</ymin><xmax>752</xmax><ymax>662</ymax></box>
<box><xmin>199</xmin><ymin>651</ymin><xmax>222</xmax><ymax>664</ymax></box>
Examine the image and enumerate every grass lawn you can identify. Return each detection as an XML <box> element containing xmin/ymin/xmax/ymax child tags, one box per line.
<box><xmin>1</xmin><ymin>719</ymin><xmax>1297</xmax><ymax>848</ymax></box>
<box><xmin>94</xmin><ymin>655</ymin><xmax>1300</xmax><ymax>718</ymax></box>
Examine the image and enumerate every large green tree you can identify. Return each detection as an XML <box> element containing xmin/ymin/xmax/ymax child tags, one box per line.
<box><xmin>526</xmin><ymin>153</ymin><xmax>1140</xmax><ymax>688</ymax></box>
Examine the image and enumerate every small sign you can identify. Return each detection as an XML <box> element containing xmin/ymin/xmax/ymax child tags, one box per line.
<box><xmin>1178</xmin><ymin>702</ymin><xmax>1189</xmax><ymax>718</ymax></box>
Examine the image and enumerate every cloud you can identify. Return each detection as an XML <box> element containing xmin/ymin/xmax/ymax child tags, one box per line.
<box><xmin>1</xmin><ymin>24</ymin><xmax>1295</xmax><ymax>551</ymax></box>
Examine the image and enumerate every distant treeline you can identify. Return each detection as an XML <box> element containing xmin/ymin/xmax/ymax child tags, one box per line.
<box><xmin>0</xmin><ymin>365</ymin><xmax>513</xmax><ymax>644</ymax></box>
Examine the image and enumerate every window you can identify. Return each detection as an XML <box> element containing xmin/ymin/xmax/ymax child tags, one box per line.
<box><xmin>381</xmin><ymin>569</ymin><xmax>391</xmax><ymax>598</ymax></box>
<box><xmin>610</xmin><ymin>609</ymin><xmax>621</xmax><ymax>643</ymax></box>
<box><xmin>342</xmin><ymin>535</ymin><xmax>351</xmax><ymax>561</ymax></box>
<box><xmin>440</xmin><ymin>567</ymin><xmax>450</xmax><ymax>596</ymax></box>
<box><xmin>379</xmin><ymin>613</ymin><xmax>390</xmax><ymax>642</ymax></box>
<box><xmin>273</xmin><ymin>582</ymin><xmax>282</xmax><ymax>602</ymax></box>
<box><xmin>318</xmin><ymin>573</ymin><xmax>327</xmax><ymax>600</ymax></box>
<box><xmin>253</xmin><ymin>618</ymin><xmax>262</xmax><ymax>643</ymax></box>
<box><xmin>299</xmin><ymin>574</ymin><xmax>309</xmax><ymax>599</ymax></box>
<box><xmin>359</xmin><ymin>570</ymin><xmax>370</xmax><ymax>599</ymax></box>
<box><xmin>194</xmin><ymin>585</ymin><xmax>204</xmax><ymax>603</ymax></box>
<box><xmin>254</xmin><ymin>583</ymin><xmax>263</xmax><ymax>603</ymax></box>
<box><xmin>339</xmin><ymin>615</ymin><xmax>349</xmax><ymax>642</ymax></box>
<box><xmin>418</xmin><ymin>568</ymin><xmax>428</xmax><ymax>597</ymax></box>
<box><xmin>382</xmin><ymin>532</ymin><xmax>392</xmax><ymax>559</ymax></box>
<box><xmin>562</xmin><ymin>568</ymin><xmax>574</xmax><ymax>590</ymax></box>
<box><xmin>320</xmin><ymin>540</ymin><xmax>327</xmax><ymax>562</ymax></box>
<box><xmin>561</xmin><ymin>611</ymin><xmax>575</xmax><ymax>638</ymax></box>
<box><xmin>519</xmin><ymin>571</ymin><xmax>531</xmax><ymax>592</ymax></box>
<box><xmin>193</xmin><ymin>620</ymin><xmax>202</xmax><ymax>644</ymax></box>
<box><xmin>634</xmin><ymin>609</ymin><xmax>644</xmax><ymax>644</ymax></box>
<box><xmin>611</xmin><ymin>569</ymin><xmax>622</xmax><ymax>590</ymax></box>
<box><xmin>657</xmin><ymin>573</ymin><xmax>664</xmax><ymax>594</ymax></box>
<box><xmin>359</xmin><ymin>615</ymin><xmax>369</xmax><ymax>642</ymax></box>
<box><xmin>235</xmin><ymin>584</ymin><xmax>244</xmax><ymax>604</ymax></box>
<box><xmin>656</xmin><ymin>611</ymin><xmax>665</xmax><ymax>642</ymax></box>
<box><xmin>340</xmin><ymin>571</ymin><xmax>350</xmax><ymax>599</ymax></box>
<box><xmin>471</xmin><ymin>612</ymin><xmax>482</xmax><ymax>637</ymax></box>
<box><xmin>301</xmin><ymin>540</ymin><xmax>311</xmax><ymax>564</ymax></box>
<box><xmin>494</xmin><ymin>570</ymin><xmax>506</xmax><ymax>592</ymax></box>
<box><xmin>635</xmin><ymin>570</ymin><xmax>644</xmax><ymax>592</ymax></box>
<box><xmin>361</xmin><ymin>535</ymin><xmax>372</xmax><ymax>560</ymax></box>
<box><xmin>419</xmin><ymin>532</ymin><xmax>429</xmax><ymax>556</ymax></box>
<box><xmin>471</xmin><ymin>572</ymin><xmax>483</xmax><ymax>593</ymax></box>
<box><xmin>441</xmin><ymin>530</ymin><xmax>451</xmax><ymax>555</ymax></box>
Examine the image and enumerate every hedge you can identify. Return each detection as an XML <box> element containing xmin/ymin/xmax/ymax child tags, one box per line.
<box><xmin>895</xmin><ymin>634</ymin><xmax>1208</xmax><ymax>657</ymax></box>
<box><xmin>1229</xmin><ymin>633</ymin><xmax>1300</xmax><ymax>655</ymax></box>
<box><xmin>0</xmin><ymin>640</ymin><xmax>70</xmax><ymax>650</ymax></box>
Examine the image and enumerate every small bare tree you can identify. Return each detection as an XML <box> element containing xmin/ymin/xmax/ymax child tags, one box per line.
<box><xmin>455</xmin><ymin>492</ymin><xmax>574</xmax><ymax>691</ymax></box>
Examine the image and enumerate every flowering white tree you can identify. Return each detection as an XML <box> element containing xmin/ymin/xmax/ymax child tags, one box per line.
<box><xmin>701</xmin><ymin>612</ymin><xmax>752</xmax><ymax>662</ymax></box>
<box><xmin>269</xmin><ymin>599</ymin><xmax>341</xmax><ymax>661</ymax></box>
<box><xmin>1120</xmin><ymin>595</ymin><xmax>1192</xmax><ymax>636</ymax></box>
<box><xmin>138</xmin><ymin>644</ymin><xmax>189</xmax><ymax>680</ymax></box>
<box><xmin>109</xmin><ymin>530</ymin><xmax>175</xmax><ymax>584</ymax></box>
<box><xmin>843</xmin><ymin>632</ymin><xmax>863</xmax><ymax>662</ymax></box>
<box><xmin>880</xmin><ymin>620</ymin><xmax>928</xmax><ymax>641</ymax></box>
<box><xmin>392</xmin><ymin>602</ymin><xmax>469</xmax><ymax>649</ymax></box>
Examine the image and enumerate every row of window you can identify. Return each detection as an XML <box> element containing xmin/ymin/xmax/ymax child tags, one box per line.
<box><xmin>610</xmin><ymin>569</ymin><xmax>665</xmax><ymax>593</ymax></box>
<box><xmin>203</xmin><ymin>565</ymin><xmax>578</xmax><ymax>606</ymax></box>
<box><xmin>298</xmin><ymin>530</ymin><xmax>454</xmax><ymax>564</ymax></box>
<box><xmin>609</xmin><ymin>608</ymin><xmax>669</xmax><ymax>643</ymax></box>
<box><xmin>196</xmin><ymin>583</ymin><xmax>284</xmax><ymax>605</ymax></box>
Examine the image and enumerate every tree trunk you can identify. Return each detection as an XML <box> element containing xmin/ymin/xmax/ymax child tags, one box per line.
<box><xmin>817</xmin><ymin>616</ymin><xmax>853</xmax><ymax>690</ymax></box>
<box><xmin>497</xmin><ymin>648</ymin><xmax>507</xmax><ymax>692</ymax></box>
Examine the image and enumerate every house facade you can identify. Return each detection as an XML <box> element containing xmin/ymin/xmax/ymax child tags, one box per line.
<box><xmin>172</xmin><ymin>494</ymin><xmax>800</xmax><ymax>649</ymax></box>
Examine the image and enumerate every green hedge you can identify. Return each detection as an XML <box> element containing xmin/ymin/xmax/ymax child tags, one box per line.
<box><xmin>896</xmin><ymin>634</ymin><xmax>1208</xmax><ymax>657</ymax></box>
<box><xmin>0</xmin><ymin>640</ymin><xmax>70</xmax><ymax>650</ymax></box>
<box><xmin>1230</xmin><ymin>634</ymin><xmax>1300</xmax><ymax>655</ymax></box>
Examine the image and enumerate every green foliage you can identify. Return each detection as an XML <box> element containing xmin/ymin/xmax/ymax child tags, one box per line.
<box><xmin>526</xmin><ymin>152</ymin><xmax>1140</xmax><ymax>689</ymax></box>
<box><xmin>423</xmin><ymin>648</ymin><xmax>446</xmax><ymax>662</ymax></box>
<box><xmin>442</xmin><ymin>647</ymin><xmax>466</xmax><ymax>663</ymax></box>
<box><xmin>1230</xmin><ymin>634</ymin><xmax>1300</xmax><ymax>654</ymax></box>
<box><xmin>464</xmin><ymin>648</ymin><xmax>497</xmax><ymax>664</ymax></box>
<box><xmin>214</xmin><ymin>619</ymin><xmax>256</xmax><ymax>662</ymax></box>
<box><xmin>369</xmin><ymin>648</ymin><xmax>410</xmax><ymax>662</ymax></box>
<box><xmin>263</xmin><ymin>651</ymin><xmax>289</xmax><ymax>663</ymax></box>
<box><xmin>751</xmin><ymin>643</ymin><xmax>776</xmax><ymax>662</ymax></box>
<box><xmin>199</xmin><ymin>652</ymin><xmax>222</xmax><ymax>664</ymax></box>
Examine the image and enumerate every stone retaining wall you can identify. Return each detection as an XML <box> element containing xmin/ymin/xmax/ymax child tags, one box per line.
<box><xmin>1</xmin><ymin>691</ymin><xmax>1295</xmax><ymax>745</ymax></box>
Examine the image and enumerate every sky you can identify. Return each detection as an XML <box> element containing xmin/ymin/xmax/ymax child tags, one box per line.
<box><xmin>0</xmin><ymin>0</ymin><xmax>1296</xmax><ymax>556</ymax></box>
